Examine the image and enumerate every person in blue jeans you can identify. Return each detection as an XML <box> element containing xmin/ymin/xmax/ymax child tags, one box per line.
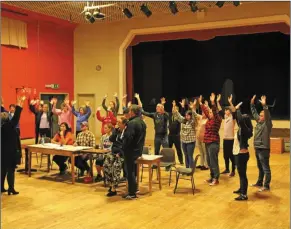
<box><xmin>71</xmin><ymin>100</ymin><xmax>92</xmax><ymax>137</ymax></box>
<box><xmin>250</xmin><ymin>95</ymin><xmax>273</xmax><ymax>192</ymax></box>
<box><xmin>172</xmin><ymin>100</ymin><xmax>198</xmax><ymax>168</ymax></box>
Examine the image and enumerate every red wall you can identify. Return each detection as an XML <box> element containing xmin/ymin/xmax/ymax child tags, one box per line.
<box><xmin>1</xmin><ymin>4</ymin><xmax>77</xmax><ymax>138</ymax></box>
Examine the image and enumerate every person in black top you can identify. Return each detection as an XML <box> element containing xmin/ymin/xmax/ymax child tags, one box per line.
<box><xmin>140</xmin><ymin>96</ymin><xmax>169</xmax><ymax>155</ymax></box>
<box><xmin>122</xmin><ymin>105</ymin><xmax>146</xmax><ymax>200</ymax></box>
<box><xmin>1</xmin><ymin>96</ymin><xmax>25</xmax><ymax>195</ymax></box>
<box><xmin>230</xmin><ymin>100</ymin><xmax>253</xmax><ymax>201</ymax></box>
<box><xmin>105</xmin><ymin>117</ymin><xmax>128</xmax><ymax>197</ymax></box>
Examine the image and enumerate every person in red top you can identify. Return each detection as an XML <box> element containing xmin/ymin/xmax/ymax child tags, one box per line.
<box><xmin>96</xmin><ymin>107</ymin><xmax>117</xmax><ymax>135</ymax></box>
<box><xmin>199</xmin><ymin>93</ymin><xmax>222</xmax><ymax>186</ymax></box>
<box><xmin>51</xmin><ymin>122</ymin><xmax>74</xmax><ymax>175</ymax></box>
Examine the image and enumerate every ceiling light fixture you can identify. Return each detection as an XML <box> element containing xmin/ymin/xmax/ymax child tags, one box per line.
<box><xmin>233</xmin><ymin>1</ymin><xmax>240</xmax><ymax>6</ymax></box>
<box><xmin>123</xmin><ymin>8</ymin><xmax>133</xmax><ymax>18</ymax></box>
<box><xmin>169</xmin><ymin>1</ymin><xmax>178</xmax><ymax>15</ymax></box>
<box><xmin>140</xmin><ymin>4</ymin><xmax>152</xmax><ymax>17</ymax></box>
<box><xmin>216</xmin><ymin>1</ymin><xmax>225</xmax><ymax>8</ymax></box>
<box><xmin>93</xmin><ymin>10</ymin><xmax>105</xmax><ymax>20</ymax></box>
<box><xmin>189</xmin><ymin>1</ymin><xmax>198</xmax><ymax>13</ymax></box>
<box><xmin>85</xmin><ymin>11</ymin><xmax>95</xmax><ymax>23</ymax></box>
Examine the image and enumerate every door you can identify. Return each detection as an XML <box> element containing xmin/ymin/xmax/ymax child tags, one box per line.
<box><xmin>77</xmin><ymin>94</ymin><xmax>96</xmax><ymax>135</ymax></box>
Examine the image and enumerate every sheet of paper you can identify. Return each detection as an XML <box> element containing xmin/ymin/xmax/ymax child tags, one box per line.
<box><xmin>140</xmin><ymin>154</ymin><xmax>163</xmax><ymax>160</ymax></box>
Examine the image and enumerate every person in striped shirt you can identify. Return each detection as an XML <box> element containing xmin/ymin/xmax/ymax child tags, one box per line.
<box><xmin>199</xmin><ymin>93</ymin><xmax>222</xmax><ymax>186</ymax></box>
<box><xmin>172</xmin><ymin>100</ymin><xmax>198</xmax><ymax>169</ymax></box>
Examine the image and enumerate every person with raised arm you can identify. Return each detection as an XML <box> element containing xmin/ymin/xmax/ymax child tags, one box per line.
<box><xmin>139</xmin><ymin>94</ymin><xmax>169</xmax><ymax>155</ymax></box>
<box><xmin>71</xmin><ymin>100</ymin><xmax>92</xmax><ymax>137</ymax></box>
<box><xmin>217</xmin><ymin>94</ymin><xmax>236</xmax><ymax>177</ymax></box>
<box><xmin>229</xmin><ymin>98</ymin><xmax>253</xmax><ymax>201</ymax></box>
<box><xmin>52</xmin><ymin>98</ymin><xmax>73</xmax><ymax>130</ymax></box>
<box><xmin>199</xmin><ymin>94</ymin><xmax>222</xmax><ymax>186</ymax></box>
<box><xmin>172</xmin><ymin>100</ymin><xmax>198</xmax><ymax>168</ymax></box>
<box><xmin>96</xmin><ymin>106</ymin><xmax>117</xmax><ymax>135</ymax></box>
<box><xmin>29</xmin><ymin>99</ymin><xmax>53</xmax><ymax>140</ymax></box>
<box><xmin>250</xmin><ymin>95</ymin><xmax>273</xmax><ymax>192</ymax></box>
<box><xmin>102</xmin><ymin>92</ymin><xmax>120</xmax><ymax>117</ymax></box>
<box><xmin>1</xmin><ymin>96</ymin><xmax>25</xmax><ymax>195</ymax></box>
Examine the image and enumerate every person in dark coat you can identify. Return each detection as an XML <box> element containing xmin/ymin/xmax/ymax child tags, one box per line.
<box><xmin>122</xmin><ymin>105</ymin><xmax>146</xmax><ymax>200</ymax></box>
<box><xmin>1</xmin><ymin>97</ymin><xmax>25</xmax><ymax>195</ymax></box>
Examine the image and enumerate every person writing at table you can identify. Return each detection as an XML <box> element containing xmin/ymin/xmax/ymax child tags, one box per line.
<box><xmin>51</xmin><ymin>122</ymin><xmax>74</xmax><ymax>175</ymax></box>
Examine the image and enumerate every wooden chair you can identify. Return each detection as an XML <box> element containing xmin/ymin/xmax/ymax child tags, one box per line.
<box><xmin>173</xmin><ymin>154</ymin><xmax>200</xmax><ymax>195</ymax></box>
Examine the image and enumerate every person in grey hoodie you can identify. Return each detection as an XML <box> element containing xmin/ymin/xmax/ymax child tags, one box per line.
<box><xmin>250</xmin><ymin>95</ymin><xmax>273</xmax><ymax>192</ymax></box>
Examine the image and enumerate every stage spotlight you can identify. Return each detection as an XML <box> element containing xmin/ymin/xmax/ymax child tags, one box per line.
<box><xmin>141</xmin><ymin>4</ymin><xmax>152</xmax><ymax>17</ymax></box>
<box><xmin>233</xmin><ymin>1</ymin><xmax>240</xmax><ymax>6</ymax></box>
<box><xmin>123</xmin><ymin>8</ymin><xmax>133</xmax><ymax>18</ymax></box>
<box><xmin>85</xmin><ymin>11</ymin><xmax>95</xmax><ymax>23</ymax></box>
<box><xmin>189</xmin><ymin>1</ymin><xmax>198</xmax><ymax>13</ymax></box>
<box><xmin>216</xmin><ymin>1</ymin><xmax>225</xmax><ymax>8</ymax></box>
<box><xmin>169</xmin><ymin>1</ymin><xmax>178</xmax><ymax>15</ymax></box>
<box><xmin>93</xmin><ymin>10</ymin><xmax>105</xmax><ymax>19</ymax></box>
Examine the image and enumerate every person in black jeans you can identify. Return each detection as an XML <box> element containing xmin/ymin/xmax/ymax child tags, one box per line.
<box><xmin>140</xmin><ymin>96</ymin><xmax>169</xmax><ymax>155</ymax></box>
<box><xmin>122</xmin><ymin>105</ymin><xmax>146</xmax><ymax>200</ymax></box>
<box><xmin>250</xmin><ymin>95</ymin><xmax>273</xmax><ymax>192</ymax></box>
<box><xmin>229</xmin><ymin>99</ymin><xmax>253</xmax><ymax>201</ymax></box>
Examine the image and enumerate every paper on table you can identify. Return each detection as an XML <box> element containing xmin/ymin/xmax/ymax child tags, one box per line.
<box><xmin>27</xmin><ymin>144</ymin><xmax>93</xmax><ymax>151</ymax></box>
<box><xmin>140</xmin><ymin>154</ymin><xmax>163</xmax><ymax>160</ymax></box>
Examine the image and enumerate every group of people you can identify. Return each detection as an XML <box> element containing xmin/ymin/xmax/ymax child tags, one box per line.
<box><xmin>1</xmin><ymin>91</ymin><xmax>273</xmax><ymax>201</ymax></box>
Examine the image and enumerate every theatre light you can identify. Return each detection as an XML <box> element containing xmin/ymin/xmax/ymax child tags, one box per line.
<box><xmin>189</xmin><ymin>1</ymin><xmax>198</xmax><ymax>13</ymax></box>
<box><xmin>216</xmin><ymin>1</ymin><xmax>225</xmax><ymax>8</ymax></box>
<box><xmin>140</xmin><ymin>4</ymin><xmax>152</xmax><ymax>17</ymax></box>
<box><xmin>123</xmin><ymin>8</ymin><xmax>133</xmax><ymax>18</ymax></box>
<box><xmin>93</xmin><ymin>10</ymin><xmax>105</xmax><ymax>20</ymax></box>
<box><xmin>169</xmin><ymin>1</ymin><xmax>178</xmax><ymax>15</ymax></box>
<box><xmin>233</xmin><ymin>1</ymin><xmax>240</xmax><ymax>6</ymax></box>
<box><xmin>85</xmin><ymin>11</ymin><xmax>95</xmax><ymax>23</ymax></box>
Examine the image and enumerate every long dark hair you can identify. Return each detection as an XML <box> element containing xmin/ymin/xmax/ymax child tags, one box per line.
<box><xmin>58</xmin><ymin>122</ymin><xmax>70</xmax><ymax>137</ymax></box>
<box><xmin>239</xmin><ymin>114</ymin><xmax>253</xmax><ymax>139</ymax></box>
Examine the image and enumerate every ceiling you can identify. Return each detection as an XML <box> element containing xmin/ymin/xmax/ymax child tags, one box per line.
<box><xmin>2</xmin><ymin>1</ymin><xmax>248</xmax><ymax>24</ymax></box>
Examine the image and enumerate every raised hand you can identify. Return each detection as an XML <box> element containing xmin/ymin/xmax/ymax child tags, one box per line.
<box><xmin>40</xmin><ymin>100</ymin><xmax>44</xmax><ymax>105</ymax></box>
<box><xmin>210</xmin><ymin>93</ymin><xmax>215</xmax><ymax>103</ymax></box>
<box><xmin>113</xmin><ymin>92</ymin><xmax>118</xmax><ymax>97</ymax></box>
<box><xmin>64</xmin><ymin>99</ymin><xmax>69</xmax><ymax>105</ymax></box>
<box><xmin>251</xmin><ymin>95</ymin><xmax>256</xmax><ymax>104</ymax></box>
<box><xmin>235</xmin><ymin>102</ymin><xmax>243</xmax><ymax>110</ymax></box>
<box><xmin>217</xmin><ymin>94</ymin><xmax>221</xmax><ymax>102</ymax></box>
<box><xmin>259</xmin><ymin>95</ymin><xmax>266</xmax><ymax>106</ymax></box>
<box><xmin>85</xmin><ymin>101</ymin><xmax>90</xmax><ymax>106</ymax></box>
<box><xmin>134</xmin><ymin>93</ymin><xmax>140</xmax><ymax>99</ymax></box>
<box><xmin>228</xmin><ymin>94</ymin><xmax>233</xmax><ymax>104</ymax></box>
<box><xmin>179</xmin><ymin>99</ymin><xmax>185</xmax><ymax>108</ymax></box>
<box><xmin>104</xmin><ymin>94</ymin><xmax>108</xmax><ymax>99</ymax></box>
<box><xmin>97</xmin><ymin>107</ymin><xmax>101</xmax><ymax>111</ymax></box>
<box><xmin>198</xmin><ymin>95</ymin><xmax>203</xmax><ymax>105</ymax></box>
<box><xmin>30</xmin><ymin>99</ymin><xmax>36</xmax><ymax>105</ymax></box>
<box><xmin>160</xmin><ymin>97</ymin><xmax>166</xmax><ymax>105</ymax></box>
<box><xmin>189</xmin><ymin>101</ymin><xmax>194</xmax><ymax>109</ymax></box>
<box><xmin>71</xmin><ymin>100</ymin><xmax>77</xmax><ymax>106</ymax></box>
<box><xmin>50</xmin><ymin>99</ymin><xmax>54</xmax><ymax>105</ymax></box>
<box><xmin>127</xmin><ymin>101</ymin><xmax>132</xmax><ymax>107</ymax></box>
<box><xmin>123</xmin><ymin>94</ymin><xmax>127</xmax><ymax>99</ymax></box>
<box><xmin>193</xmin><ymin>99</ymin><xmax>197</xmax><ymax>107</ymax></box>
<box><xmin>204</xmin><ymin>100</ymin><xmax>209</xmax><ymax>107</ymax></box>
<box><xmin>172</xmin><ymin>100</ymin><xmax>176</xmax><ymax>107</ymax></box>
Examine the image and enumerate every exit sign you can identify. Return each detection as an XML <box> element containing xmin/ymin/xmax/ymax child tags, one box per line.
<box><xmin>45</xmin><ymin>84</ymin><xmax>59</xmax><ymax>89</ymax></box>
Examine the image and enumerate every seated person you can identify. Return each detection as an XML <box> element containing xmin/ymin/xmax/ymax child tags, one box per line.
<box><xmin>51</xmin><ymin>122</ymin><xmax>74</xmax><ymax>175</ymax></box>
<box><xmin>73</xmin><ymin>121</ymin><xmax>96</xmax><ymax>176</ymax></box>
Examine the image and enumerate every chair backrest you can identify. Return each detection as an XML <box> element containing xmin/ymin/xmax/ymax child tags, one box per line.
<box><xmin>142</xmin><ymin>146</ymin><xmax>150</xmax><ymax>155</ymax></box>
<box><xmin>39</xmin><ymin>137</ymin><xmax>51</xmax><ymax>144</ymax></box>
<box><xmin>160</xmin><ymin>148</ymin><xmax>176</xmax><ymax>164</ymax></box>
<box><xmin>191</xmin><ymin>154</ymin><xmax>200</xmax><ymax>175</ymax></box>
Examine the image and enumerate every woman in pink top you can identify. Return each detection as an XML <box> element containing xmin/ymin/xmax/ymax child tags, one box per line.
<box><xmin>194</xmin><ymin>100</ymin><xmax>209</xmax><ymax>170</ymax></box>
<box><xmin>51</xmin><ymin>98</ymin><xmax>73</xmax><ymax>130</ymax></box>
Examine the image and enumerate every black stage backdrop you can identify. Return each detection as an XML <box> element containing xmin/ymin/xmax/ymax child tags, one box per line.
<box><xmin>132</xmin><ymin>32</ymin><xmax>290</xmax><ymax>119</ymax></box>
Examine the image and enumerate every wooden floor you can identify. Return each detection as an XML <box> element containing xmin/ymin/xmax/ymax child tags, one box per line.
<box><xmin>1</xmin><ymin>146</ymin><xmax>290</xmax><ymax>229</ymax></box>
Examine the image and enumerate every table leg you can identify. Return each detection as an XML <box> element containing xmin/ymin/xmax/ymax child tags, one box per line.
<box><xmin>28</xmin><ymin>150</ymin><xmax>32</xmax><ymax>177</ymax></box>
<box><xmin>71</xmin><ymin>155</ymin><xmax>75</xmax><ymax>184</ymax></box>
<box><xmin>157</xmin><ymin>161</ymin><xmax>162</xmax><ymax>190</ymax></box>
<box><xmin>148</xmin><ymin>163</ymin><xmax>152</xmax><ymax>195</ymax></box>
<box><xmin>136</xmin><ymin>163</ymin><xmax>140</xmax><ymax>190</ymax></box>
<box><xmin>47</xmin><ymin>155</ymin><xmax>51</xmax><ymax>173</ymax></box>
<box><xmin>90</xmin><ymin>154</ymin><xmax>94</xmax><ymax>183</ymax></box>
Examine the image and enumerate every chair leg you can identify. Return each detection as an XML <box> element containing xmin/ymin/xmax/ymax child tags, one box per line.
<box><xmin>39</xmin><ymin>153</ymin><xmax>43</xmax><ymax>168</ymax></box>
<box><xmin>169</xmin><ymin>169</ymin><xmax>172</xmax><ymax>186</ymax></box>
<box><xmin>191</xmin><ymin>176</ymin><xmax>195</xmax><ymax>195</ymax></box>
<box><xmin>174</xmin><ymin>172</ymin><xmax>180</xmax><ymax>194</ymax></box>
<box><xmin>140</xmin><ymin>165</ymin><xmax>143</xmax><ymax>182</ymax></box>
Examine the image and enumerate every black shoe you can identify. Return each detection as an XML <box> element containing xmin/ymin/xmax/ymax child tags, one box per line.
<box><xmin>233</xmin><ymin>189</ymin><xmax>241</xmax><ymax>194</ymax></box>
<box><xmin>108</xmin><ymin>187</ymin><xmax>112</xmax><ymax>192</ymax></box>
<box><xmin>106</xmin><ymin>191</ymin><xmax>117</xmax><ymax>197</ymax></box>
<box><xmin>120</xmin><ymin>177</ymin><xmax>127</xmax><ymax>182</ymax></box>
<box><xmin>1</xmin><ymin>188</ymin><xmax>7</xmax><ymax>193</ymax></box>
<box><xmin>220</xmin><ymin>170</ymin><xmax>230</xmax><ymax>174</ymax></box>
<box><xmin>8</xmin><ymin>189</ymin><xmax>19</xmax><ymax>195</ymax></box>
<box><xmin>95</xmin><ymin>174</ymin><xmax>103</xmax><ymax>182</ymax></box>
<box><xmin>200</xmin><ymin>166</ymin><xmax>209</xmax><ymax>170</ymax></box>
<box><xmin>80</xmin><ymin>169</ymin><xmax>85</xmax><ymax>177</ymax></box>
<box><xmin>235</xmin><ymin>194</ymin><xmax>248</xmax><ymax>201</ymax></box>
<box><xmin>123</xmin><ymin>194</ymin><xmax>138</xmax><ymax>200</ymax></box>
<box><xmin>196</xmin><ymin>165</ymin><xmax>202</xmax><ymax>169</ymax></box>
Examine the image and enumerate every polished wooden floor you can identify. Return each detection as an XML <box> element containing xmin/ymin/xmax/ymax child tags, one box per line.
<box><xmin>1</xmin><ymin>146</ymin><xmax>290</xmax><ymax>229</ymax></box>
